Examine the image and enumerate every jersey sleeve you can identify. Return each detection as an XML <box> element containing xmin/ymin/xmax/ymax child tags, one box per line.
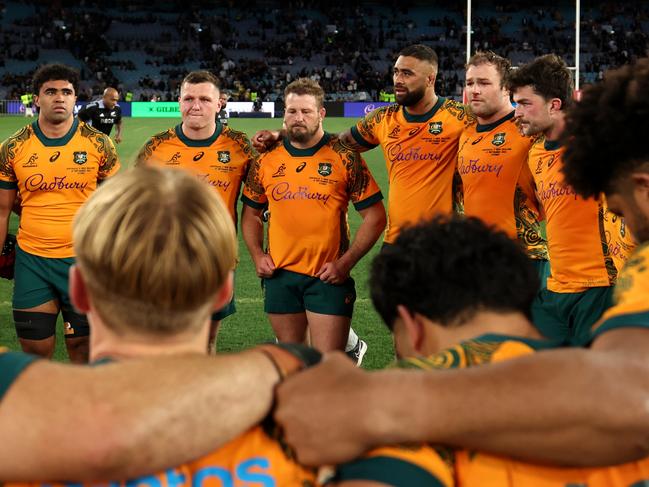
<box><xmin>0</xmin><ymin>139</ymin><xmax>18</xmax><ymax>190</ymax></box>
<box><xmin>591</xmin><ymin>245</ymin><xmax>649</xmax><ymax>339</ymax></box>
<box><xmin>345</xmin><ymin>150</ymin><xmax>383</xmax><ymax>210</ymax></box>
<box><xmin>241</xmin><ymin>156</ymin><xmax>268</xmax><ymax>208</ymax></box>
<box><xmin>349</xmin><ymin>107</ymin><xmax>385</xmax><ymax>149</ymax></box>
<box><xmin>97</xmin><ymin>134</ymin><xmax>120</xmax><ymax>180</ymax></box>
<box><xmin>332</xmin><ymin>445</ymin><xmax>454</xmax><ymax>487</ymax></box>
<box><xmin>0</xmin><ymin>350</ymin><xmax>38</xmax><ymax>401</ymax></box>
<box><xmin>76</xmin><ymin>104</ymin><xmax>93</xmax><ymax>122</ymax></box>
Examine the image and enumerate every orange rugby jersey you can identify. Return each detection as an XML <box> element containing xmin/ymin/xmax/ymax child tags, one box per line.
<box><xmin>590</xmin><ymin>242</ymin><xmax>649</xmax><ymax>341</ymax></box>
<box><xmin>9</xmin><ymin>425</ymin><xmax>317</xmax><ymax>487</ymax></box>
<box><xmin>242</xmin><ymin>133</ymin><xmax>383</xmax><ymax>277</ymax></box>
<box><xmin>529</xmin><ymin>138</ymin><xmax>615</xmax><ymax>292</ymax></box>
<box><xmin>351</xmin><ymin>98</ymin><xmax>472</xmax><ymax>243</ymax></box>
<box><xmin>335</xmin><ymin>336</ymin><xmax>649</xmax><ymax>486</ymax></box>
<box><xmin>0</xmin><ymin>119</ymin><xmax>119</xmax><ymax>258</ymax></box>
<box><xmin>458</xmin><ymin>112</ymin><xmax>547</xmax><ymax>260</ymax></box>
<box><xmin>137</xmin><ymin>122</ymin><xmax>256</xmax><ymax>223</ymax></box>
<box><xmin>603</xmin><ymin>205</ymin><xmax>636</xmax><ymax>274</ymax></box>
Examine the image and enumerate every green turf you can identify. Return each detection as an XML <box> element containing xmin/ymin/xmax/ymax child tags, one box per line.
<box><xmin>0</xmin><ymin>115</ymin><xmax>395</xmax><ymax>369</ymax></box>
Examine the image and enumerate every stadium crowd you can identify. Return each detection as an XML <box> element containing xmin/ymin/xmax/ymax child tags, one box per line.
<box><xmin>0</xmin><ymin>0</ymin><xmax>648</xmax><ymax>101</ymax></box>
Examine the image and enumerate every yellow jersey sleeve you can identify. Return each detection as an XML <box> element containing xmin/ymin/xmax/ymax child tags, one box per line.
<box><xmin>592</xmin><ymin>243</ymin><xmax>649</xmax><ymax>339</ymax></box>
<box><xmin>0</xmin><ymin>126</ymin><xmax>29</xmax><ymax>189</ymax></box>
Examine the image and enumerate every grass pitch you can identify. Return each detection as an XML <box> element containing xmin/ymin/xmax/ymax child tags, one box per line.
<box><xmin>0</xmin><ymin>115</ymin><xmax>396</xmax><ymax>369</ymax></box>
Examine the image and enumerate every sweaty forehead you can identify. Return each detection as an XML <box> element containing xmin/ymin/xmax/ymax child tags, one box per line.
<box><xmin>40</xmin><ymin>80</ymin><xmax>75</xmax><ymax>92</ymax></box>
<box><xmin>181</xmin><ymin>82</ymin><xmax>219</xmax><ymax>98</ymax></box>
<box><xmin>285</xmin><ymin>93</ymin><xmax>318</xmax><ymax>109</ymax></box>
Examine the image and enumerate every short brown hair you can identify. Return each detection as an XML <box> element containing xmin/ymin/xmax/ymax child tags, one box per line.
<box><xmin>467</xmin><ymin>51</ymin><xmax>511</xmax><ymax>88</ymax></box>
<box><xmin>181</xmin><ymin>70</ymin><xmax>221</xmax><ymax>91</ymax></box>
<box><xmin>74</xmin><ymin>167</ymin><xmax>237</xmax><ymax>336</ymax></box>
<box><xmin>284</xmin><ymin>78</ymin><xmax>325</xmax><ymax>108</ymax></box>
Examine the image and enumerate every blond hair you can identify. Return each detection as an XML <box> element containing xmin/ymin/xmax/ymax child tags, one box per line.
<box><xmin>284</xmin><ymin>78</ymin><xmax>325</xmax><ymax>108</ymax></box>
<box><xmin>73</xmin><ymin>167</ymin><xmax>237</xmax><ymax>336</ymax></box>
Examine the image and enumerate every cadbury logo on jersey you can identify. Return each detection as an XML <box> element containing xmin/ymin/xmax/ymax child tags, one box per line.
<box><xmin>73</xmin><ymin>151</ymin><xmax>88</xmax><ymax>165</ymax></box>
<box><xmin>193</xmin><ymin>151</ymin><xmax>205</xmax><ymax>161</ymax></box>
<box><xmin>492</xmin><ymin>133</ymin><xmax>506</xmax><ymax>146</ymax></box>
<box><xmin>218</xmin><ymin>151</ymin><xmax>231</xmax><ymax>164</ymax></box>
<box><xmin>428</xmin><ymin>121</ymin><xmax>443</xmax><ymax>135</ymax></box>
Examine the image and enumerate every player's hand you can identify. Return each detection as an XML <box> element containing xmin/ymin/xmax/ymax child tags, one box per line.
<box><xmin>254</xmin><ymin>253</ymin><xmax>276</xmax><ymax>278</ymax></box>
<box><xmin>274</xmin><ymin>352</ymin><xmax>375</xmax><ymax>465</ymax></box>
<box><xmin>114</xmin><ymin>134</ymin><xmax>123</xmax><ymax>144</ymax></box>
<box><xmin>316</xmin><ymin>260</ymin><xmax>350</xmax><ymax>284</ymax></box>
<box><xmin>252</xmin><ymin>130</ymin><xmax>280</xmax><ymax>153</ymax></box>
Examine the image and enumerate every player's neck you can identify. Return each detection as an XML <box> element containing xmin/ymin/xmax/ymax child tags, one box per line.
<box><xmin>37</xmin><ymin>115</ymin><xmax>74</xmax><ymax>139</ymax></box>
<box><xmin>289</xmin><ymin>127</ymin><xmax>326</xmax><ymax>149</ymax></box>
<box><xmin>182</xmin><ymin>122</ymin><xmax>217</xmax><ymax>141</ymax></box>
<box><xmin>404</xmin><ymin>92</ymin><xmax>438</xmax><ymax>116</ymax></box>
<box><xmin>477</xmin><ymin>103</ymin><xmax>514</xmax><ymax>126</ymax></box>
<box><xmin>90</xmin><ymin>317</ymin><xmax>210</xmax><ymax>362</ymax></box>
<box><xmin>543</xmin><ymin>112</ymin><xmax>566</xmax><ymax>142</ymax></box>
<box><xmin>421</xmin><ymin>311</ymin><xmax>543</xmax><ymax>356</ymax></box>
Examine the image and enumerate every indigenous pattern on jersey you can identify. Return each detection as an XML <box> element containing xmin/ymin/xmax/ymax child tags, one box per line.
<box><xmin>0</xmin><ymin>119</ymin><xmax>120</xmax><ymax>258</ymax></box>
<box><xmin>335</xmin><ymin>335</ymin><xmax>649</xmax><ymax>486</ymax></box>
<box><xmin>591</xmin><ymin>242</ymin><xmax>649</xmax><ymax>340</ymax></box>
<box><xmin>529</xmin><ymin>138</ymin><xmax>615</xmax><ymax>292</ymax></box>
<box><xmin>603</xmin><ymin>205</ymin><xmax>636</xmax><ymax>274</ymax></box>
<box><xmin>0</xmin><ymin>347</ymin><xmax>38</xmax><ymax>401</ymax></box>
<box><xmin>333</xmin><ymin>335</ymin><xmax>552</xmax><ymax>486</ymax></box>
<box><xmin>242</xmin><ymin>133</ymin><xmax>382</xmax><ymax>277</ymax></box>
<box><xmin>136</xmin><ymin>122</ymin><xmax>256</xmax><ymax>223</ymax></box>
<box><xmin>76</xmin><ymin>100</ymin><xmax>122</xmax><ymax>136</ymax></box>
<box><xmin>458</xmin><ymin>112</ymin><xmax>547</xmax><ymax>260</ymax></box>
<box><xmin>9</xmin><ymin>425</ymin><xmax>317</xmax><ymax>487</ymax></box>
<box><xmin>351</xmin><ymin>98</ymin><xmax>472</xmax><ymax>243</ymax></box>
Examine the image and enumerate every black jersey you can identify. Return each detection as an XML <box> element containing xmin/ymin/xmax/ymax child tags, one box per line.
<box><xmin>216</xmin><ymin>108</ymin><xmax>229</xmax><ymax>126</ymax></box>
<box><xmin>77</xmin><ymin>100</ymin><xmax>122</xmax><ymax>136</ymax></box>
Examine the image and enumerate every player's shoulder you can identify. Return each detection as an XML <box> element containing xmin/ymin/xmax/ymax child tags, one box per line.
<box><xmin>440</xmin><ymin>98</ymin><xmax>474</xmax><ymax>125</ymax></box>
<box><xmin>327</xmin><ymin>132</ymin><xmax>362</xmax><ymax>159</ymax></box>
<box><xmin>83</xmin><ymin>100</ymin><xmax>100</xmax><ymax>110</ymax></box>
<box><xmin>144</xmin><ymin>127</ymin><xmax>177</xmax><ymax>147</ymax></box>
<box><xmin>363</xmin><ymin>103</ymin><xmax>400</xmax><ymax>122</ymax></box>
<box><xmin>78</xmin><ymin>120</ymin><xmax>112</xmax><ymax>142</ymax></box>
<box><xmin>221</xmin><ymin>126</ymin><xmax>252</xmax><ymax>147</ymax></box>
<box><xmin>0</xmin><ymin>123</ymin><xmax>35</xmax><ymax>156</ymax></box>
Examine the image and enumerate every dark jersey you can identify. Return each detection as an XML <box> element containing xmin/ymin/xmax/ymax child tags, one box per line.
<box><xmin>217</xmin><ymin>109</ymin><xmax>229</xmax><ymax>126</ymax></box>
<box><xmin>77</xmin><ymin>100</ymin><xmax>122</xmax><ymax>136</ymax></box>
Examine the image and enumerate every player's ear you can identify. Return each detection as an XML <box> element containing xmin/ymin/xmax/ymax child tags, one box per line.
<box><xmin>33</xmin><ymin>95</ymin><xmax>40</xmax><ymax>109</ymax></box>
<box><xmin>212</xmin><ymin>271</ymin><xmax>235</xmax><ymax>311</ymax></box>
<box><xmin>69</xmin><ymin>265</ymin><xmax>91</xmax><ymax>313</ymax></box>
<box><xmin>396</xmin><ymin>305</ymin><xmax>424</xmax><ymax>354</ymax></box>
<box><xmin>319</xmin><ymin>106</ymin><xmax>326</xmax><ymax>120</ymax></box>
<box><xmin>632</xmin><ymin>173</ymin><xmax>649</xmax><ymax>215</ymax></box>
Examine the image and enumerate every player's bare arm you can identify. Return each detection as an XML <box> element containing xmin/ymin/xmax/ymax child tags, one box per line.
<box><xmin>114</xmin><ymin>120</ymin><xmax>123</xmax><ymax>144</ymax></box>
<box><xmin>0</xmin><ymin>189</ymin><xmax>16</xmax><ymax>251</ymax></box>
<box><xmin>276</xmin><ymin>334</ymin><xmax>649</xmax><ymax>467</ymax></box>
<box><xmin>317</xmin><ymin>202</ymin><xmax>386</xmax><ymax>285</ymax></box>
<box><xmin>241</xmin><ymin>204</ymin><xmax>275</xmax><ymax>278</ymax></box>
<box><xmin>0</xmin><ymin>350</ymin><xmax>281</xmax><ymax>481</ymax></box>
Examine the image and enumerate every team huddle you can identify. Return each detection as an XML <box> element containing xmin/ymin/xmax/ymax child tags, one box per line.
<box><xmin>1</xmin><ymin>43</ymin><xmax>649</xmax><ymax>485</ymax></box>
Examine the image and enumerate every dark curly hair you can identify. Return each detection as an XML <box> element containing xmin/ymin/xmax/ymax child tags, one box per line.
<box><xmin>370</xmin><ymin>216</ymin><xmax>539</xmax><ymax>330</ymax></box>
<box><xmin>32</xmin><ymin>63</ymin><xmax>79</xmax><ymax>95</ymax></box>
<box><xmin>562</xmin><ymin>58</ymin><xmax>649</xmax><ymax>198</ymax></box>
<box><xmin>507</xmin><ymin>54</ymin><xmax>573</xmax><ymax>109</ymax></box>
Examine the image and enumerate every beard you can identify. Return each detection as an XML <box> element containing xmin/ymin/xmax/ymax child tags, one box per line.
<box><xmin>288</xmin><ymin>123</ymin><xmax>318</xmax><ymax>143</ymax></box>
<box><xmin>395</xmin><ymin>85</ymin><xmax>426</xmax><ymax>107</ymax></box>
